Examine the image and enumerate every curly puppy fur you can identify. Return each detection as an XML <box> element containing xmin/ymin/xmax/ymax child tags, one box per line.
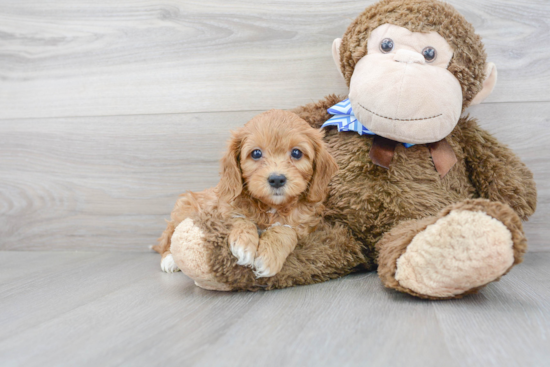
<box><xmin>155</xmin><ymin>109</ymin><xmax>338</xmax><ymax>276</ymax></box>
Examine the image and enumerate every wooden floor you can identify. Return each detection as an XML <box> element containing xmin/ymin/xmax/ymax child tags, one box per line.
<box><xmin>0</xmin><ymin>251</ymin><xmax>549</xmax><ymax>367</ymax></box>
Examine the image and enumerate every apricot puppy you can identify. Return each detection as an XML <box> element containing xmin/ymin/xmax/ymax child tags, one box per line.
<box><xmin>153</xmin><ymin>109</ymin><xmax>338</xmax><ymax>277</ymax></box>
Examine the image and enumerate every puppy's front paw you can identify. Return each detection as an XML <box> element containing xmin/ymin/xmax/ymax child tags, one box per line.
<box><xmin>253</xmin><ymin>242</ymin><xmax>286</xmax><ymax>278</ymax></box>
<box><xmin>253</xmin><ymin>256</ymin><xmax>279</xmax><ymax>278</ymax></box>
<box><xmin>161</xmin><ymin>253</ymin><xmax>180</xmax><ymax>273</ymax></box>
<box><xmin>253</xmin><ymin>226</ymin><xmax>297</xmax><ymax>278</ymax></box>
<box><xmin>229</xmin><ymin>226</ymin><xmax>260</xmax><ymax>267</ymax></box>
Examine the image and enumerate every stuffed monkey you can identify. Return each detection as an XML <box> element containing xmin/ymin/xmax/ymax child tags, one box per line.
<box><xmin>166</xmin><ymin>0</ymin><xmax>537</xmax><ymax>299</ymax></box>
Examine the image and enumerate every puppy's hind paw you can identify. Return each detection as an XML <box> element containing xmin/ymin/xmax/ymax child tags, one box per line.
<box><xmin>161</xmin><ymin>254</ymin><xmax>181</xmax><ymax>273</ymax></box>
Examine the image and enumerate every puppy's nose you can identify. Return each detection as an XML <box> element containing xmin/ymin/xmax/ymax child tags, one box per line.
<box><xmin>268</xmin><ymin>174</ymin><xmax>287</xmax><ymax>188</ymax></box>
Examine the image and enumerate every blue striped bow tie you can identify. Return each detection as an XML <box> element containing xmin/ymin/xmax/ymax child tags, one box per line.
<box><xmin>321</xmin><ymin>98</ymin><xmax>414</xmax><ymax>148</ymax></box>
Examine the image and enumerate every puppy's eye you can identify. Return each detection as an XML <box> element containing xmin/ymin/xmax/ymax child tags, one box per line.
<box><xmin>422</xmin><ymin>46</ymin><xmax>437</xmax><ymax>62</ymax></box>
<box><xmin>291</xmin><ymin>149</ymin><xmax>303</xmax><ymax>159</ymax></box>
<box><xmin>380</xmin><ymin>38</ymin><xmax>394</xmax><ymax>53</ymax></box>
<box><xmin>251</xmin><ymin>149</ymin><xmax>262</xmax><ymax>160</ymax></box>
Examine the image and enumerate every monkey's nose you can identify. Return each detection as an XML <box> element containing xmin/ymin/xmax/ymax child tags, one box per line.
<box><xmin>268</xmin><ymin>174</ymin><xmax>287</xmax><ymax>188</ymax></box>
<box><xmin>393</xmin><ymin>49</ymin><xmax>425</xmax><ymax>64</ymax></box>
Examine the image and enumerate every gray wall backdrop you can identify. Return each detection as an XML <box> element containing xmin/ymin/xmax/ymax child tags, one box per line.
<box><xmin>0</xmin><ymin>0</ymin><xmax>548</xmax><ymax>251</ymax></box>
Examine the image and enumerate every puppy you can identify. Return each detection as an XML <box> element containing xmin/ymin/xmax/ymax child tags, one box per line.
<box><xmin>153</xmin><ymin>109</ymin><xmax>338</xmax><ymax>277</ymax></box>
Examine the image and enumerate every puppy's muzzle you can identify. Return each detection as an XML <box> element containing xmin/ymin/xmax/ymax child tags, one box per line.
<box><xmin>268</xmin><ymin>174</ymin><xmax>287</xmax><ymax>189</ymax></box>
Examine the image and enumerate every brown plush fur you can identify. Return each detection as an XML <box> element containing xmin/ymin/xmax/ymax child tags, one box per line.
<box><xmin>190</xmin><ymin>92</ymin><xmax>535</xmax><ymax>294</ymax></box>
<box><xmin>154</xmin><ymin>109</ymin><xmax>338</xmax><ymax>268</ymax></box>
<box><xmin>167</xmin><ymin>0</ymin><xmax>537</xmax><ymax>298</ymax></box>
<box><xmin>292</xmin><ymin>95</ymin><xmax>536</xmax><ymax>251</ymax></box>
<box><xmin>290</xmin><ymin>93</ymin><xmax>535</xmax><ymax>299</ymax></box>
<box><xmin>193</xmin><ymin>210</ymin><xmax>369</xmax><ymax>291</ymax></box>
<box><xmin>376</xmin><ymin>199</ymin><xmax>527</xmax><ymax>300</ymax></box>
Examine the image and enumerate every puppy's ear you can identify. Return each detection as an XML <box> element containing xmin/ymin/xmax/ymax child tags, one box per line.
<box><xmin>307</xmin><ymin>132</ymin><xmax>338</xmax><ymax>203</ymax></box>
<box><xmin>218</xmin><ymin>130</ymin><xmax>244</xmax><ymax>202</ymax></box>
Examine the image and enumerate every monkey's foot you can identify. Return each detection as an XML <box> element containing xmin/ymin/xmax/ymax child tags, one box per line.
<box><xmin>377</xmin><ymin>199</ymin><xmax>526</xmax><ymax>299</ymax></box>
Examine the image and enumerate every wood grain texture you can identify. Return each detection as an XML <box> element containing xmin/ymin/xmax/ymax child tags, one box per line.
<box><xmin>0</xmin><ymin>111</ymin><xmax>258</xmax><ymax>251</ymax></box>
<box><xmin>0</xmin><ymin>0</ymin><xmax>549</xmax><ymax>119</ymax></box>
<box><xmin>0</xmin><ymin>0</ymin><xmax>548</xmax><ymax>252</ymax></box>
<box><xmin>0</xmin><ymin>251</ymin><xmax>549</xmax><ymax>367</ymax></box>
<box><xmin>0</xmin><ymin>102</ymin><xmax>548</xmax><ymax>252</ymax></box>
<box><xmin>468</xmin><ymin>102</ymin><xmax>550</xmax><ymax>251</ymax></box>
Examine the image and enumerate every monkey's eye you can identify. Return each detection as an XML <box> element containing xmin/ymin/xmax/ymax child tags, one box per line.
<box><xmin>251</xmin><ymin>149</ymin><xmax>262</xmax><ymax>160</ymax></box>
<box><xmin>422</xmin><ymin>46</ymin><xmax>437</xmax><ymax>62</ymax></box>
<box><xmin>380</xmin><ymin>38</ymin><xmax>394</xmax><ymax>53</ymax></box>
<box><xmin>291</xmin><ymin>149</ymin><xmax>303</xmax><ymax>159</ymax></box>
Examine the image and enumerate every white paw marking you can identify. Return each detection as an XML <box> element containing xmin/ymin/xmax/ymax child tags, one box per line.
<box><xmin>161</xmin><ymin>254</ymin><xmax>180</xmax><ymax>273</ymax></box>
<box><xmin>230</xmin><ymin>241</ymin><xmax>256</xmax><ymax>267</ymax></box>
<box><xmin>253</xmin><ymin>257</ymin><xmax>276</xmax><ymax>278</ymax></box>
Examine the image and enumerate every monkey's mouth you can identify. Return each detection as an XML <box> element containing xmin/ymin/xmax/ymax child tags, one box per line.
<box><xmin>358</xmin><ymin>103</ymin><xmax>442</xmax><ymax>121</ymax></box>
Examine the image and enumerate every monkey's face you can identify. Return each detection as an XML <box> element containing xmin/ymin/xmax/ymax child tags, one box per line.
<box><xmin>341</xmin><ymin>24</ymin><xmax>464</xmax><ymax>144</ymax></box>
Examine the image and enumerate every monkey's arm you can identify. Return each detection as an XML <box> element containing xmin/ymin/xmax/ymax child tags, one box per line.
<box><xmin>291</xmin><ymin>94</ymin><xmax>346</xmax><ymax>128</ymax></box>
<box><xmin>456</xmin><ymin>117</ymin><xmax>537</xmax><ymax>220</ymax></box>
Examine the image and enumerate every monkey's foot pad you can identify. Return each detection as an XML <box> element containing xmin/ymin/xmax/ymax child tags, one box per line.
<box><xmin>395</xmin><ymin>210</ymin><xmax>514</xmax><ymax>298</ymax></box>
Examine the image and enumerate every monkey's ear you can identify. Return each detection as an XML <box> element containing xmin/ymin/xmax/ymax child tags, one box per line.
<box><xmin>470</xmin><ymin>62</ymin><xmax>497</xmax><ymax>106</ymax></box>
<box><xmin>332</xmin><ymin>38</ymin><xmax>344</xmax><ymax>79</ymax></box>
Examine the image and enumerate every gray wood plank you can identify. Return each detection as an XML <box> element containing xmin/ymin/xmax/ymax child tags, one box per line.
<box><xmin>433</xmin><ymin>254</ymin><xmax>550</xmax><ymax>367</ymax></box>
<box><xmin>0</xmin><ymin>0</ymin><xmax>549</xmax><ymax>119</ymax></box>
<box><xmin>0</xmin><ymin>251</ymin><xmax>548</xmax><ymax>367</ymax></box>
<box><xmin>0</xmin><ymin>111</ymin><xmax>257</xmax><ymax>251</ymax></box>
<box><xmin>468</xmin><ymin>102</ymin><xmax>550</xmax><ymax>251</ymax></box>
<box><xmin>1</xmin><ymin>102</ymin><xmax>548</xmax><ymax>251</ymax></box>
